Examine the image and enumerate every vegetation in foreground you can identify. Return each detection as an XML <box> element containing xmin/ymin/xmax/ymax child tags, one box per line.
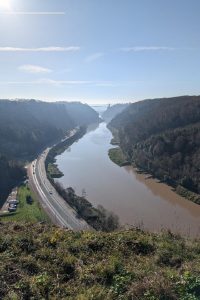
<box><xmin>0</xmin><ymin>222</ymin><xmax>200</xmax><ymax>299</ymax></box>
<box><xmin>0</xmin><ymin>185</ymin><xmax>49</xmax><ymax>223</ymax></box>
<box><xmin>108</xmin><ymin>147</ymin><xmax>130</xmax><ymax>167</ymax></box>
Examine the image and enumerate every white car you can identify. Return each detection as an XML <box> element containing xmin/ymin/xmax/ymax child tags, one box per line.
<box><xmin>8</xmin><ymin>199</ymin><xmax>19</xmax><ymax>205</ymax></box>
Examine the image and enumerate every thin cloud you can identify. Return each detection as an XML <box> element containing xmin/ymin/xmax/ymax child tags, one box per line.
<box><xmin>0</xmin><ymin>11</ymin><xmax>66</xmax><ymax>15</ymax></box>
<box><xmin>19</xmin><ymin>65</ymin><xmax>52</xmax><ymax>74</ymax></box>
<box><xmin>0</xmin><ymin>46</ymin><xmax>80</xmax><ymax>52</ymax></box>
<box><xmin>38</xmin><ymin>79</ymin><xmax>92</xmax><ymax>86</ymax></box>
<box><xmin>85</xmin><ymin>52</ymin><xmax>104</xmax><ymax>63</ymax></box>
<box><xmin>120</xmin><ymin>46</ymin><xmax>175</xmax><ymax>52</ymax></box>
<box><xmin>0</xmin><ymin>79</ymin><xmax>93</xmax><ymax>87</ymax></box>
<box><xmin>0</xmin><ymin>79</ymin><xmax>118</xmax><ymax>87</ymax></box>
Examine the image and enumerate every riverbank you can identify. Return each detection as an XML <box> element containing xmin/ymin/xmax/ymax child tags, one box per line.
<box><xmin>45</xmin><ymin>126</ymin><xmax>119</xmax><ymax>232</ymax></box>
<box><xmin>109</xmin><ymin>147</ymin><xmax>200</xmax><ymax>214</ymax></box>
<box><xmin>55</xmin><ymin>122</ymin><xmax>200</xmax><ymax>237</ymax></box>
<box><xmin>132</xmin><ymin>164</ymin><xmax>200</xmax><ymax>206</ymax></box>
<box><xmin>108</xmin><ymin>138</ymin><xmax>200</xmax><ymax>207</ymax></box>
<box><xmin>108</xmin><ymin>147</ymin><xmax>131</xmax><ymax>166</ymax></box>
<box><xmin>45</xmin><ymin>126</ymin><xmax>87</xmax><ymax>179</ymax></box>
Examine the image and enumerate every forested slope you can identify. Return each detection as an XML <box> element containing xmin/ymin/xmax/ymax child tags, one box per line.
<box><xmin>0</xmin><ymin>100</ymin><xmax>99</xmax><ymax>204</ymax></box>
<box><xmin>109</xmin><ymin>96</ymin><xmax>200</xmax><ymax>200</ymax></box>
<box><xmin>0</xmin><ymin>100</ymin><xmax>99</xmax><ymax>159</ymax></box>
<box><xmin>0</xmin><ymin>156</ymin><xmax>26</xmax><ymax>202</ymax></box>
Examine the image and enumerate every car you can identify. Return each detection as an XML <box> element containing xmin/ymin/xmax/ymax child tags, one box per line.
<box><xmin>8</xmin><ymin>207</ymin><xmax>17</xmax><ymax>212</ymax></box>
<box><xmin>10</xmin><ymin>204</ymin><xmax>17</xmax><ymax>209</ymax></box>
<box><xmin>49</xmin><ymin>191</ymin><xmax>53</xmax><ymax>195</ymax></box>
<box><xmin>8</xmin><ymin>199</ymin><xmax>19</xmax><ymax>205</ymax></box>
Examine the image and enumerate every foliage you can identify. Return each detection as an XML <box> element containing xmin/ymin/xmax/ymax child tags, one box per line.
<box><xmin>0</xmin><ymin>100</ymin><xmax>99</xmax><ymax>204</ymax></box>
<box><xmin>108</xmin><ymin>147</ymin><xmax>130</xmax><ymax>166</ymax></box>
<box><xmin>0</xmin><ymin>100</ymin><xmax>99</xmax><ymax>161</ymax></box>
<box><xmin>176</xmin><ymin>185</ymin><xmax>200</xmax><ymax>205</ymax></box>
<box><xmin>109</xmin><ymin>96</ymin><xmax>200</xmax><ymax>203</ymax></box>
<box><xmin>0</xmin><ymin>156</ymin><xmax>26</xmax><ymax>206</ymax></box>
<box><xmin>53</xmin><ymin>182</ymin><xmax>119</xmax><ymax>232</ymax></box>
<box><xmin>0</xmin><ymin>223</ymin><xmax>200</xmax><ymax>299</ymax></box>
<box><xmin>47</xmin><ymin>163</ymin><xmax>64</xmax><ymax>178</ymax></box>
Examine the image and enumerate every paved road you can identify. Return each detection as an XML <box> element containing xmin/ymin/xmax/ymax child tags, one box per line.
<box><xmin>28</xmin><ymin>147</ymin><xmax>91</xmax><ymax>230</ymax></box>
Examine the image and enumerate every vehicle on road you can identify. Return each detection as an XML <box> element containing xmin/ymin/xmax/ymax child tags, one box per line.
<box><xmin>9</xmin><ymin>204</ymin><xmax>17</xmax><ymax>209</ymax></box>
<box><xmin>8</xmin><ymin>206</ymin><xmax>17</xmax><ymax>212</ymax></box>
<box><xmin>8</xmin><ymin>199</ymin><xmax>19</xmax><ymax>205</ymax></box>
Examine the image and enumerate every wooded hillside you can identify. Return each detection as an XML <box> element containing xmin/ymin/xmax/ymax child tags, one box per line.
<box><xmin>0</xmin><ymin>100</ymin><xmax>99</xmax><ymax>205</ymax></box>
<box><xmin>109</xmin><ymin>96</ymin><xmax>200</xmax><ymax>199</ymax></box>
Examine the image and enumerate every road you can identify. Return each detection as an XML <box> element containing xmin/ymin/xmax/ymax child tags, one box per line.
<box><xmin>28</xmin><ymin>145</ymin><xmax>91</xmax><ymax>230</ymax></box>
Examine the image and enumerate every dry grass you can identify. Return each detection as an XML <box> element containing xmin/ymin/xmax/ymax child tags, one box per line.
<box><xmin>0</xmin><ymin>223</ymin><xmax>200</xmax><ymax>299</ymax></box>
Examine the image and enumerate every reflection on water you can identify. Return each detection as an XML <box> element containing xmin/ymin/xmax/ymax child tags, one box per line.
<box><xmin>56</xmin><ymin>122</ymin><xmax>200</xmax><ymax>237</ymax></box>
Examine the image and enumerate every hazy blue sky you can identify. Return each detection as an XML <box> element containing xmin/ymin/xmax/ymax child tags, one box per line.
<box><xmin>0</xmin><ymin>0</ymin><xmax>200</xmax><ymax>104</ymax></box>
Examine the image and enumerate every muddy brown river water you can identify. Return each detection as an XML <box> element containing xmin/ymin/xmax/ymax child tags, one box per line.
<box><xmin>56</xmin><ymin>122</ymin><xmax>200</xmax><ymax>237</ymax></box>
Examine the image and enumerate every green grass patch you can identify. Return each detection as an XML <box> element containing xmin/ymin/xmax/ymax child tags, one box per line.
<box><xmin>108</xmin><ymin>147</ymin><xmax>130</xmax><ymax>166</ymax></box>
<box><xmin>0</xmin><ymin>185</ymin><xmax>50</xmax><ymax>223</ymax></box>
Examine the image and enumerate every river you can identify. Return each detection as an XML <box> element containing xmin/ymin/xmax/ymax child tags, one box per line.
<box><xmin>56</xmin><ymin>122</ymin><xmax>200</xmax><ymax>237</ymax></box>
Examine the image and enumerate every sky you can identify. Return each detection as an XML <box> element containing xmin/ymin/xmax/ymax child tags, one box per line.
<box><xmin>0</xmin><ymin>0</ymin><xmax>200</xmax><ymax>104</ymax></box>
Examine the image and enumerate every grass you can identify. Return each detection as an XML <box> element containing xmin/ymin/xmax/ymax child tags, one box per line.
<box><xmin>108</xmin><ymin>147</ymin><xmax>130</xmax><ymax>166</ymax></box>
<box><xmin>0</xmin><ymin>223</ymin><xmax>200</xmax><ymax>299</ymax></box>
<box><xmin>0</xmin><ymin>185</ymin><xmax>50</xmax><ymax>223</ymax></box>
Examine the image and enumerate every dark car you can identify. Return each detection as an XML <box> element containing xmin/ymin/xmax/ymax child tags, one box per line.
<box><xmin>8</xmin><ymin>207</ymin><xmax>17</xmax><ymax>212</ymax></box>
